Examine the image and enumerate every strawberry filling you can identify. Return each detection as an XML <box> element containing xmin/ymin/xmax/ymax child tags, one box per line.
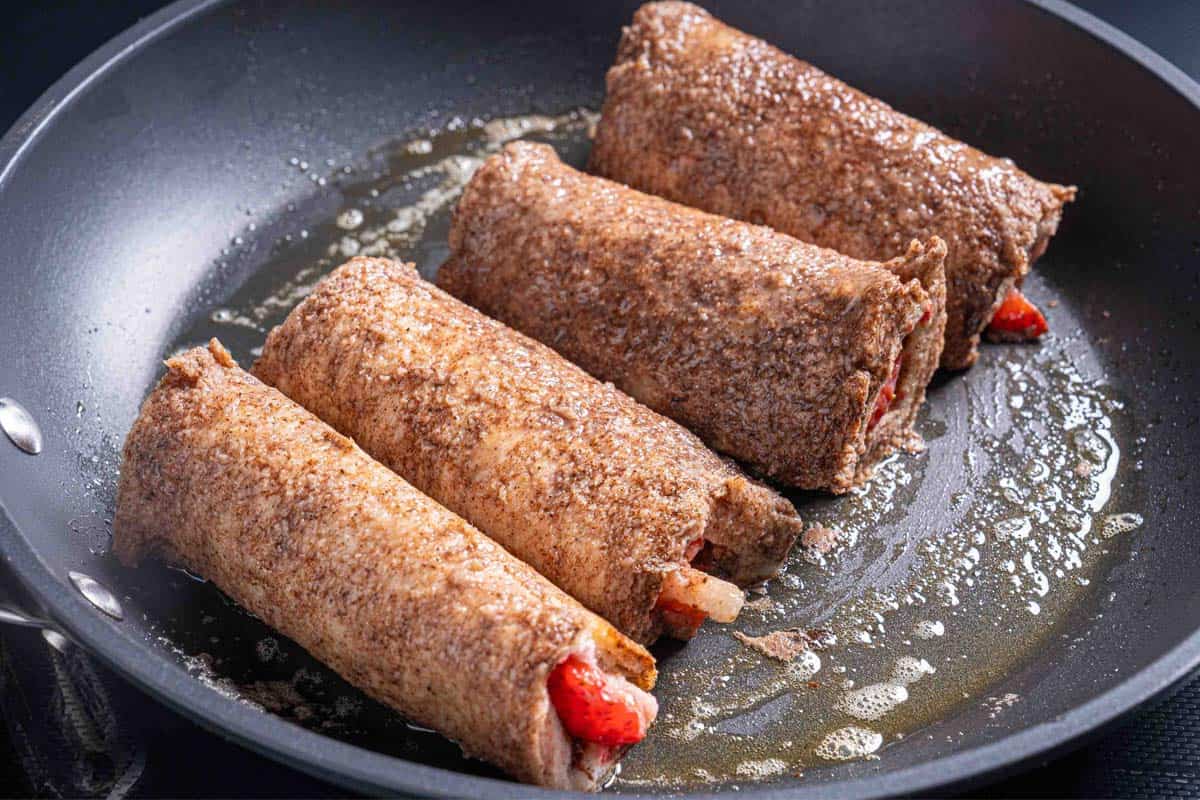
<box><xmin>656</xmin><ymin>596</ymin><xmax>708</xmax><ymax>634</ymax></box>
<box><xmin>653</xmin><ymin>539</ymin><xmax>745</xmax><ymax>638</ymax></box>
<box><xmin>868</xmin><ymin>355</ymin><xmax>903</xmax><ymax>432</ymax></box>
<box><xmin>988</xmin><ymin>287</ymin><xmax>1048</xmax><ymax>339</ymax></box>
<box><xmin>548</xmin><ymin>655</ymin><xmax>655</xmax><ymax>746</ymax></box>
<box><xmin>655</xmin><ymin>538</ymin><xmax>712</xmax><ymax>637</ymax></box>
<box><xmin>867</xmin><ymin>300</ymin><xmax>932</xmax><ymax>432</ymax></box>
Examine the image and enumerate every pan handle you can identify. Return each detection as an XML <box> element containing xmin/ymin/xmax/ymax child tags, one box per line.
<box><xmin>0</xmin><ymin>606</ymin><xmax>70</xmax><ymax>650</ymax></box>
<box><xmin>0</xmin><ymin>563</ymin><xmax>71</xmax><ymax>651</ymax></box>
<box><xmin>0</xmin><ymin>566</ymin><xmax>141</xmax><ymax>798</ymax></box>
<box><xmin>0</xmin><ymin>605</ymin><xmax>46</xmax><ymax>628</ymax></box>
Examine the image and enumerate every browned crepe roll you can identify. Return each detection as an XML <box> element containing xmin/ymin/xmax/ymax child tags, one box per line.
<box><xmin>440</xmin><ymin>142</ymin><xmax>946</xmax><ymax>492</ymax></box>
<box><xmin>253</xmin><ymin>259</ymin><xmax>802</xmax><ymax>643</ymax></box>
<box><xmin>114</xmin><ymin>340</ymin><xmax>656</xmax><ymax>790</ymax></box>
<box><xmin>589</xmin><ymin>1</ymin><xmax>1076</xmax><ymax>370</ymax></box>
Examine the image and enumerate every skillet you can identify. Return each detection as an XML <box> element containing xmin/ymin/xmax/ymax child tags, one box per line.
<box><xmin>0</xmin><ymin>0</ymin><xmax>1198</xmax><ymax>796</ymax></box>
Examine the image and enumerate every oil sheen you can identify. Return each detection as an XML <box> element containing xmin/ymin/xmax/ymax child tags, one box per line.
<box><xmin>170</xmin><ymin>110</ymin><xmax>1143</xmax><ymax>790</ymax></box>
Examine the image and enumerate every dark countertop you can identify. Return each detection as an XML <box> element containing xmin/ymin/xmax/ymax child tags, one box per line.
<box><xmin>1</xmin><ymin>2</ymin><xmax>1198</xmax><ymax>798</ymax></box>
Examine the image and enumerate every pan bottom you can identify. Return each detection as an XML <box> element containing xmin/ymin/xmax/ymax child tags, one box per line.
<box><xmin>134</xmin><ymin>111</ymin><xmax>1147</xmax><ymax>790</ymax></box>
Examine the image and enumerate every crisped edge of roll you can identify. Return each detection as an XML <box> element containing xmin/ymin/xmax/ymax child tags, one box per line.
<box><xmin>113</xmin><ymin>339</ymin><xmax>237</xmax><ymax>568</ymax></box>
<box><xmin>626</xmin><ymin>476</ymin><xmax>801</xmax><ymax>642</ymax></box>
<box><xmin>649</xmin><ymin>472</ymin><xmax>801</xmax><ymax>639</ymax></box>
<box><xmin>944</xmin><ymin>187</ymin><xmax>1077</xmax><ymax>370</ymax></box>
<box><xmin>816</xmin><ymin>237</ymin><xmax>946</xmax><ymax>494</ymax></box>
<box><xmin>700</xmin><ymin>474</ymin><xmax>804</xmax><ymax>586</ymax></box>
<box><xmin>590</xmin><ymin>618</ymin><xmax>657</xmax><ymax>691</ymax></box>
<box><xmin>860</xmin><ymin>236</ymin><xmax>949</xmax><ymax>475</ymax></box>
<box><xmin>980</xmin><ymin>183</ymin><xmax>1077</xmax><ymax>348</ymax></box>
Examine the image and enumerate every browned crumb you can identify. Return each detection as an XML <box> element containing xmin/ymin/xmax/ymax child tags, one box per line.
<box><xmin>735</xmin><ymin>630</ymin><xmax>811</xmax><ymax>661</ymax></box>
<box><xmin>733</xmin><ymin>628</ymin><xmax>836</xmax><ymax>661</ymax></box>
<box><xmin>243</xmin><ymin>680</ymin><xmax>314</xmax><ymax>720</ymax></box>
<box><xmin>801</xmin><ymin>524</ymin><xmax>843</xmax><ymax>555</ymax></box>
<box><xmin>805</xmin><ymin>629</ymin><xmax>837</xmax><ymax>650</ymax></box>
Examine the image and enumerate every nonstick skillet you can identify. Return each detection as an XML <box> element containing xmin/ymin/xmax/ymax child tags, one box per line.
<box><xmin>1</xmin><ymin>0</ymin><xmax>1199</xmax><ymax>796</ymax></box>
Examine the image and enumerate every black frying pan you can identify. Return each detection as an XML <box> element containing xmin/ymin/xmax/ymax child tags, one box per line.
<box><xmin>1</xmin><ymin>0</ymin><xmax>1198</xmax><ymax>796</ymax></box>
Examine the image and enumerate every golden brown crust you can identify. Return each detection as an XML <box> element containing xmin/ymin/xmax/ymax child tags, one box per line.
<box><xmin>440</xmin><ymin>143</ymin><xmax>946</xmax><ymax>491</ymax></box>
<box><xmin>866</xmin><ymin>237</ymin><xmax>949</xmax><ymax>468</ymax></box>
<box><xmin>253</xmin><ymin>260</ymin><xmax>802</xmax><ymax>642</ymax></box>
<box><xmin>114</xmin><ymin>340</ymin><xmax>653</xmax><ymax>789</ymax></box>
<box><xmin>589</xmin><ymin>1</ymin><xmax>1075</xmax><ymax>370</ymax></box>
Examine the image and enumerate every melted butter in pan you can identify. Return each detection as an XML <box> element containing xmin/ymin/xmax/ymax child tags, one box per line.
<box><xmin>178</xmin><ymin>111</ymin><xmax>1144</xmax><ymax>790</ymax></box>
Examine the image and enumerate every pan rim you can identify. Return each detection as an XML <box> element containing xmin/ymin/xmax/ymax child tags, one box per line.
<box><xmin>1</xmin><ymin>0</ymin><xmax>1198</xmax><ymax>796</ymax></box>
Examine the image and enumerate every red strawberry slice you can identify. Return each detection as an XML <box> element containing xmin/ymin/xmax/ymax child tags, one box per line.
<box><xmin>988</xmin><ymin>288</ymin><xmax>1049</xmax><ymax>340</ymax></box>
<box><xmin>548</xmin><ymin>655</ymin><xmax>650</xmax><ymax>746</ymax></box>
<box><xmin>656</xmin><ymin>595</ymin><xmax>707</xmax><ymax>637</ymax></box>
<box><xmin>868</xmin><ymin>356</ymin><xmax>903</xmax><ymax>431</ymax></box>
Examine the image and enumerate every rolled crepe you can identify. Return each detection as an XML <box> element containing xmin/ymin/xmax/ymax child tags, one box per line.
<box><xmin>114</xmin><ymin>340</ymin><xmax>657</xmax><ymax>790</ymax></box>
<box><xmin>253</xmin><ymin>259</ymin><xmax>802</xmax><ymax>643</ymax></box>
<box><xmin>589</xmin><ymin>1</ymin><xmax>1076</xmax><ymax>370</ymax></box>
<box><xmin>440</xmin><ymin>142</ymin><xmax>946</xmax><ymax>492</ymax></box>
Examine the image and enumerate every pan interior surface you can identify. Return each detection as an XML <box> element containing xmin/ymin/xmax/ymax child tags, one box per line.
<box><xmin>0</xmin><ymin>0</ymin><xmax>1197</xmax><ymax>796</ymax></box>
<box><xmin>175</xmin><ymin>113</ymin><xmax>1144</xmax><ymax>790</ymax></box>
